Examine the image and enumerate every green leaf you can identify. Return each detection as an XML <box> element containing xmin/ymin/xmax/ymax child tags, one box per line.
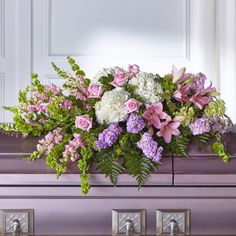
<box><xmin>67</xmin><ymin>57</ymin><xmax>86</xmax><ymax>77</ymax></box>
<box><xmin>124</xmin><ymin>153</ymin><xmax>156</xmax><ymax>188</ymax></box>
<box><xmin>172</xmin><ymin>135</ymin><xmax>189</xmax><ymax>157</ymax></box>
<box><xmin>51</xmin><ymin>62</ymin><xmax>70</xmax><ymax>79</ymax></box>
<box><xmin>95</xmin><ymin>150</ymin><xmax>125</xmax><ymax>186</ymax></box>
<box><xmin>192</xmin><ymin>133</ymin><xmax>212</xmax><ymax>149</ymax></box>
<box><xmin>77</xmin><ymin>146</ymin><xmax>93</xmax><ymax>195</ymax></box>
<box><xmin>25</xmin><ymin>150</ymin><xmax>43</xmax><ymax>161</ymax></box>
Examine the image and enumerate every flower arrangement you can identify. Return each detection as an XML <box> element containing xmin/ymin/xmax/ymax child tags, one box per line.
<box><xmin>1</xmin><ymin>57</ymin><xmax>232</xmax><ymax>194</ymax></box>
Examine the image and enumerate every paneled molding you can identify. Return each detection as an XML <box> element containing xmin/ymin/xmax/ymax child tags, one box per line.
<box><xmin>216</xmin><ymin>0</ymin><xmax>236</xmax><ymax>123</ymax></box>
<box><xmin>45</xmin><ymin>0</ymin><xmax>190</xmax><ymax>60</ymax></box>
<box><xmin>0</xmin><ymin>73</ymin><xmax>5</xmax><ymax>122</ymax></box>
<box><xmin>0</xmin><ymin>0</ymin><xmax>5</xmax><ymax>58</ymax></box>
<box><xmin>44</xmin><ymin>74</ymin><xmax>61</xmax><ymax>84</ymax></box>
<box><xmin>17</xmin><ymin>0</ymin><xmax>32</xmax><ymax>91</ymax></box>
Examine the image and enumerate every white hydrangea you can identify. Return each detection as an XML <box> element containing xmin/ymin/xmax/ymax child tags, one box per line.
<box><xmin>95</xmin><ymin>87</ymin><xmax>130</xmax><ymax>124</ymax></box>
<box><xmin>128</xmin><ymin>72</ymin><xmax>163</xmax><ymax>104</ymax></box>
<box><xmin>92</xmin><ymin>67</ymin><xmax>123</xmax><ymax>83</ymax></box>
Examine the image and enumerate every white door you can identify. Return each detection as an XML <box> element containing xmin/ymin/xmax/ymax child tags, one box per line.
<box><xmin>0</xmin><ymin>0</ymin><xmax>236</xmax><ymax>123</ymax></box>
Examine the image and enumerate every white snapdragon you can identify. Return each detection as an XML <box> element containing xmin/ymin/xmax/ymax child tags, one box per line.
<box><xmin>95</xmin><ymin>87</ymin><xmax>130</xmax><ymax>124</ymax></box>
<box><xmin>128</xmin><ymin>72</ymin><xmax>163</xmax><ymax>104</ymax></box>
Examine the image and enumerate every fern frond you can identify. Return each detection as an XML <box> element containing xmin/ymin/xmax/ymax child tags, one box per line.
<box><xmin>172</xmin><ymin>136</ymin><xmax>189</xmax><ymax>157</ymax></box>
<box><xmin>193</xmin><ymin>133</ymin><xmax>212</xmax><ymax>149</ymax></box>
<box><xmin>95</xmin><ymin>152</ymin><xmax>125</xmax><ymax>186</ymax></box>
<box><xmin>124</xmin><ymin>153</ymin><xmax>156</xmax><ymax>188</ymax></box>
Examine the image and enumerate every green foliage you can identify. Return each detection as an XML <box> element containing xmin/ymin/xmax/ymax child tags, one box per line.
<box><xmin>46</xmin><ymin>134</ymin><xmax>72</xmax><ymax>176</ymax></box>
<box><xmin>0</xmin><ymin>56</ymin><xmax>232</xmax><ymax>195</ymax></box>
<box><xmin>95</xmin><ymin>149</ymin><xmax>125</xmax><ymax>186</ymax></box>
<box><xmin>192</xmin><ymin>133</ymin><xmax>212</xmax><ymax>149</ymax></box>
<box><xmin>174</xmin><ymin>107</ymin><xmax>195</xmax><ymax>127</ymax></box>
<box><xmin>77</xmin><ymin>147</ymin><xmax>93</xmax><ymax>194</ymax></box>
<box><xmin>161</xmin><ymin>74</ymin><xmax>177</xmax><ymax>99</ymax></box>
<box><xmin>124</xmin><ymin>152</ymin><xmax>156</xmax><ymax>188</ymax></box>
<box><xmin>48</xmin><ymin>97</ymin><xmax>70</xmax><ymax>122</ymax></box>
<box><xmin>67</xmin><ymin>56</ymin><xmax>86</xmax><ymax>77</ymax></box>
<box><xmin>52</xmin><ymin>62</ymin><xmax>70</xmax><ymax>79</ymax></box>
<box><xmin>171</xmin><ymin>135</ymin><xmax>190</xmax><ymax>157</ymax></box>
<box><xmin>124</xmin><ymin>84</ymin><xmax>145</xmax><ymax>103</ymax></box>
<box><xmin>18</xmin><ymin>86</ymin><xmax>30</xmax><ymax>103</ymax></box>
<box><xmin>212</xmin><ymin>134</ymin><xmax>230</xmax><ymax>163</ymax></box>
<box><xmin>212</xmin><ymin>141</ymin><xmax>230</xmax><ymax>163</ymax></box>
<box><xmin>204</xmin><ymin>99</ymin><xmax>226</xmax><ymax>117</ymax></box>
<box><xmin>31</xmin><ymin>75</ymin><xmax>44</xmax><ymax>93</ymax></box>
<box><xmin>26</xmin><ymin>150</ymin><xmax>43</xmax><ymax>161</ymax></box>
<box><xmin>98</xmin><ymin>75</ymin><xmax>114</xmax><ymax>92</ymax></box>
<box><xmin>0</xmin><ymin>122</ymin><xmax>18</xmax><ymax>132</ymax></box>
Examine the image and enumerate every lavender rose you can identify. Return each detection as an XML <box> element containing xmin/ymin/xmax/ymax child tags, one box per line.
<box><xmin>88</xmin><ymin>83</ymin><xmax>103</xmax><ymax>98</ymax></box>
<box><xmin>124</xmin><ymin>98</ymin><xmax>141</xmax><ymax>113</ymax></box>
<box><xmin>75</xmin><ymin>115</ymin><xmax>92</xmax><ymax>131</ymax></box>
<box><xmin>128</xmin><ymin>64</ymin><xmax>140</xmax><ymax>75</ymax></box>
<box><xmin>110</xmin><ymin>70</ymin><xmax>128</xmax><ymax>87</ymax></box>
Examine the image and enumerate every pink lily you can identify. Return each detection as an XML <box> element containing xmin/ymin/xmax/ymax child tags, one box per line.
<box><xmin>156</xmin><ymin>118</ymin><xmax>180</xmax><ymax>143</ymax></box>
<box><xmin>172</xmin><ymin>65</ymin><xmax>192</xmax><ymax>84</ymax></box>
<box><xmin>143</xmin><ymin>103</ymin><xmax>169</xmax><ymax>129</ymax></box>
<box><xmin>173</xmin><ymin>83</ymin><xmax>192</xmax><ymax>102</ymax></box>
<box><xmin>190</xmin><ymin>82</ymin><xmax>216</xmax><ymax>109</ymax></box>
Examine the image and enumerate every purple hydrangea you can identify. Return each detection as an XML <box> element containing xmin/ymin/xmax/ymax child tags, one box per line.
<box><xmin>190</xmin><ymin>72</ymin><xmax>207</xmax><ymax>91</ymax></box>
<box><xmin>210</xmin><ymin>115</ymin><xmax>231</xmax><ymax>134</ymax></box>
<box><xmin>137</xmin><ymin>132</ymin><xmax>163</xmax><ymax>162</ymax></box>
<box><xmin>96</xmin><ymin>123</ymin><xmax>123</xmax><ymax>149</ymax></box>
<box><xmin>189</xmin><ymin>117</ymin><xmax>211</xmax><ymax>135</ymax></box>
<box><xmin>126</xmin><ymin>113</ymin><xmax>145</xmax><ymax>134</ymax></box>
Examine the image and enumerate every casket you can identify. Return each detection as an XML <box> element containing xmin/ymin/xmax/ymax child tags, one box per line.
<box><xmin>0</xmin><ymin>132</ymin><xmax>236</xmax><ymax>235</ymax></box>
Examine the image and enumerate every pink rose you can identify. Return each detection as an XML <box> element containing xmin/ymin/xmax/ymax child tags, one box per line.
<box><xmin>124</xmin><ymin>99</ymin><xmax>142</xmax><ymax>113</ymax></box>
<box><xmin>75</xmin><ymin>115</ymin><xmax>92</xmax><ymax>131</ymax></box>
<box><xmin>88</xmin><ymin>83</ymin><xmax>103</xmax><ymax>98</ymax></box>
<box><xmin>128</xmin><ymin>64</ymin><xmax>140</xmax><ymax>75</ymax></box>
<box><xmin>110</xmin><ymin>70</ymin><xmax>128</xmax><ymax>87</ymax></box>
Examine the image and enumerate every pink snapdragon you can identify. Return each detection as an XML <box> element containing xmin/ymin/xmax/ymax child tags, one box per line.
<box><xmin>44</xmin><ymin>83</ymin><xmax>62</xmax><ymax>95</ymax></box>
<box><xmin>26</xmin><ymin>104</ymin><xmax>48</xmax><ymax>114</ymax></box>
<box><xmin>143</xmin><ymin>103</ymin><xmax>168</xmax><ymax>129</ymax></box>
<box><xmin>172</xmin><ymin>65</ymin><xmax>192</xmax><ymax>84</ymax></box>
<box><xmin>110</xmin><ymin>70</ymin><xmax>129</xmax><ymax>87</ymax></box>
<box><xmin>156</xmin><ymin>118</ymin><xmax>180</xmax><ymax>143</ymax></box>
<box><xmin>62</xmin><ymin>133</ymin><xmax>85</xmax><ymax>162</ymax></box>
<box><xmin>37</xmin><ymin>128</ymin><xmax>63</xmax><ymax>153</ymax></box>
<box><xmin>60</xmin><ymin>100</ymin><xmax>73</xmax><ymax>110</ymax></box>
<box><xmin>128</xmin><ymin>64</ymin><xmax>140</xmax><ymax>75</ymax></box>
<box><xmin>124</xmin><ymin>99</ymin><xmax>142</xmax><ymax>113</ymax></box>
<box><xmin>75</xmin><ymin>115</ymin><xmax>92</xmax><ymax>131</ymax></box>
<box><xmin>32</xmin><ymin>92</ymin><xmax>49</xmax><ymax>103</ymax></box>
<box><xmin>88</xmin><ymin>83</ymin><xmax>103</xmax><ymax>98</ymax></box>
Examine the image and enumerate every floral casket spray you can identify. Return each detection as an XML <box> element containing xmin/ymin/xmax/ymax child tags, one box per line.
<box><xmin>1</xmin><ymin>57</ymin><xmax>232</xmax><ymax>194</ymax></box>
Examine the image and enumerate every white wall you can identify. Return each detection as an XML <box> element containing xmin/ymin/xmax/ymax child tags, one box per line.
<box><xmin>0</xmin><ymin>0</ymin><xmax>235</xmax><ymax>122</ymax></box>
